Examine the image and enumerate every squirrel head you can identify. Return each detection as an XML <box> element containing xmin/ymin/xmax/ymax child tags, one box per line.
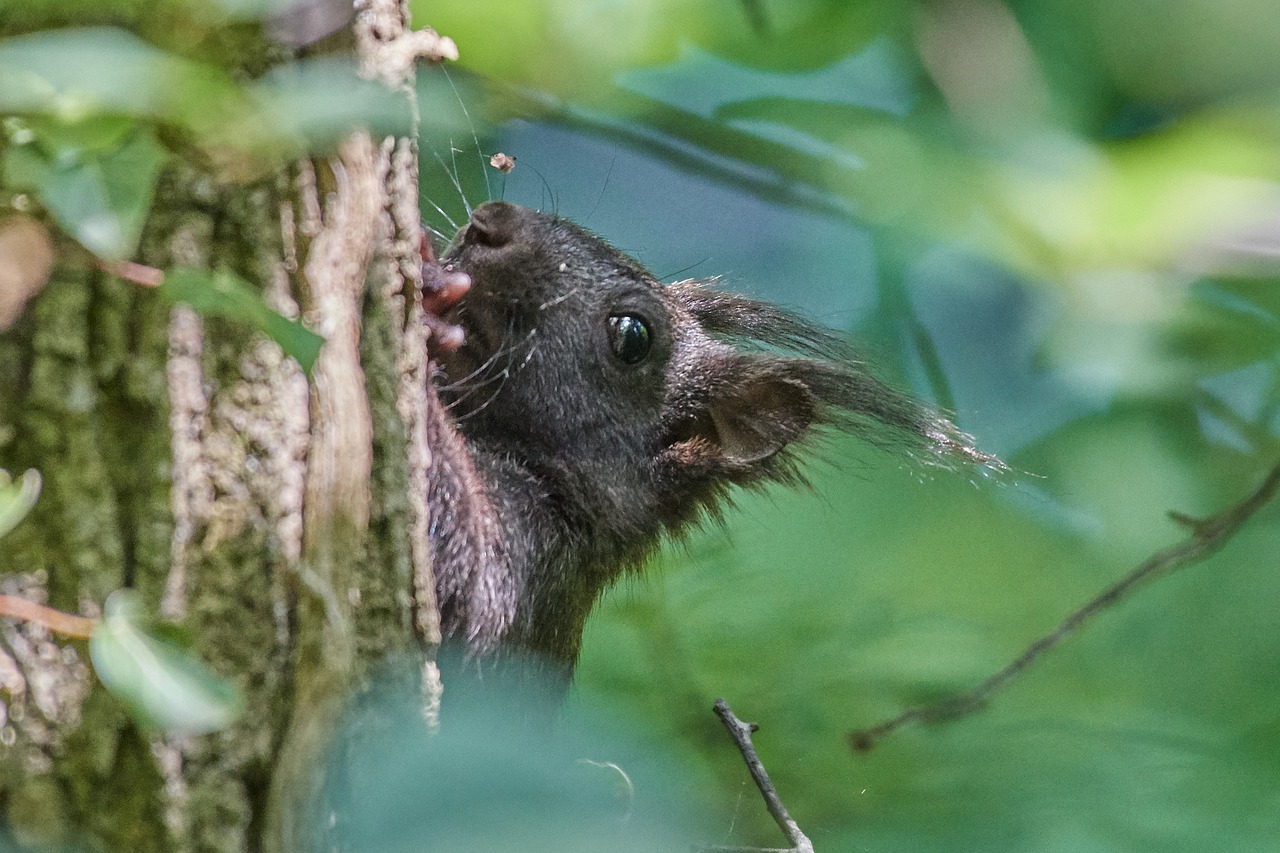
<box><xmin>436</xmin><ymin>201</ymin><xmax>1002</xmax><ymax>550</ymax></box>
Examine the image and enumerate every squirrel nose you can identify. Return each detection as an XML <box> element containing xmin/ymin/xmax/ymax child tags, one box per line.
<box><xmin>464</xmin><ymin>201</ymin><xmax>518</xmax><ymax>248</ymax></box>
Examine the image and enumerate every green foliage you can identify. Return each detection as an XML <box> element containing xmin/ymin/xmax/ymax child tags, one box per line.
<box><xmin>0</xmin><ymin>26</ymin><xmax>414</xmax><ymax>156</ymax></box>
<box><xmin>316</xmin><ymin>660</ymin><xmax>705</xmax><ymax>852</ymax></box>
<box><xmin>2</xmin><ymin>0</ymin><xmax>1277</xmax><ymax>848</ymax></box>
<box><xmin>0</xmin><ymin>18</ymin><xmax>429</xmax><ymax>375</ymax></box>
<box><xmin>159</xmin><ymin>267</ymin><xmax>323</xmax><ymax>374</ymax></box>
<box><xmin>417</xmin><ymin>1</ymin><xmax>1280</xmax><ymax>849</ymax></box>
<box><xmin>89</xmin><ymin>590</ymin><xmax>243</xmax><ymax>736</ymax></box>
<box><xmin>0</xmin><ymin>468</ymin><xmax>41</xmax><ymax>540</ymax></box>
<box><xmin>3</xmin><ymin>117</ymin><xmax>166</xmax><ymax>260</ymax></box>
<box><xmin>0</xmin><ymin>471</ymin><xmax>242</xmax><ymax>738</ymax></box>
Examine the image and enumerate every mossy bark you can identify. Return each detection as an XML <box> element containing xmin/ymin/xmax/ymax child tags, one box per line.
<box><xmin>0</xmin><ymin>3</ymin><xmax>450</xmax><ymax>849</ymax></box>
<box><xmin>0</xmin><ymin>257</ymin><xmax>174</xmax><ymax>851</ymax></box>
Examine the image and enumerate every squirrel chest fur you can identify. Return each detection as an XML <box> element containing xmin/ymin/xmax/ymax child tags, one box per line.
<box><xmin>421</xmin><ymin>201</ymin><xmax>996</xmax><ymax>679</ymax></box>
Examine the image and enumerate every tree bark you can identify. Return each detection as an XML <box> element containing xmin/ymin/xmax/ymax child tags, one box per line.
<box><xmin>0</xmin><ymin>3</ymin><xmax>454</xmax><ymax>849</ymax></box>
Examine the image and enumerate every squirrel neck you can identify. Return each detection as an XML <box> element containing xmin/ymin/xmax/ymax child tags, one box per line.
<box><xmin>465</xmin><ymin>440</ymin><xmax>662</xmax><ymax>666</ymax></box>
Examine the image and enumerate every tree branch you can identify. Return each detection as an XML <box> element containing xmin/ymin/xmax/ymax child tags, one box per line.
<box><xmin>99</xmin><ymin>259</ymin><xmax>164</xmax><ymax>288</ymax></box>
<box><xmin>850</xmin><ymin>460</ymin><xmax>1280</xmax><ymax>753</ymax></box>
<box><xmin>703</xmin><ymin>698</ymin><xmax>814</xmax><ymax>853</ymax></box>
<box><xmin>0</xmin><ymin>595</ymin><xmax>97</xmax><ymax>639</ymax></box>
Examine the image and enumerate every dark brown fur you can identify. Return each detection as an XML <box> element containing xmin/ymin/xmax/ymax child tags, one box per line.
<box><xmin>423</xmin><ymin>201</ymin><xmax>1000</xmax><ymax>684</ymax></box>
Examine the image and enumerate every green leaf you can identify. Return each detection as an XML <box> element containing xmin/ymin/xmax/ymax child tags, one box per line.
<box><xmin>89</xmin><ymin>590</ymin><xmax>242</xmax><ymax>735</ymax></box>
<box><xmin>2</xmin><ymin>122</ymin><xmax>167</xmax><ymax>260</ymax></box>
<box><xmin>244</xmin><ymin>57</ymin><xmax>414</xmax><ymax>152</ymax></box>
<box><xmin>0</xmin><ymin>29</ymin><xmax>413</xmax><ymax>162</ymax></box>
<box><xmin>159</xmin><ymin>267</ymin><xmax>324</xmax><ymax>374</ymax></box>
<box><xmin>0</xmin><ymin>468</ymin><xmax>41</xmax><ymax>540</ymax></box>
<box><xmin>0</xmin><ymin>27</ymin><xmax>245</xmax><ymax>127</ymax></box>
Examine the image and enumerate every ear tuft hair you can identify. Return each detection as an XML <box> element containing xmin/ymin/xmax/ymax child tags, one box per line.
<box><xmin>669</xmin><ymin>280</ymin><xmax>1006</xmax><ymax>475</ymax></box>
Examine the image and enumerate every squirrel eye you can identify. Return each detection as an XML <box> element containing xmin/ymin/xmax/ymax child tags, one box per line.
<box><xmin>606</xmin><ymin>314</ymin><xmax>652</xmax><ymax>365</ymax></box>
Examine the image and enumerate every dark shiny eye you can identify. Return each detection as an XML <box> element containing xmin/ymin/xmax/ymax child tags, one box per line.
<box><xmin>606</xmin><ymin>314</ymin><xmax>652</xmax><ymax>365</ymax></box>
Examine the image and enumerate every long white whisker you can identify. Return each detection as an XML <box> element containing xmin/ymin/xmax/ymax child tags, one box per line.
<box><xmin>443</xmin><ymin>67</ymin><xmax>492</xmax><ymax>203</ymax></box>
<box><xmin>452</xmin><ymin>317</ymin><xmax>534</xmax><ymax>421</ymax></box>
<box><xmin>441</xmin><ymin>322</ymin><xmax>535</xmax><ymax>402</ymax></box>
<box><xmin>423</xmin><ymin>184</ymin><xmax>459</xmax><ymax>231</ymax></box>
<box><xmin>430</xmin><ymin>145</ymin><xmax>471</xmax><ymax>218</ymax></box>
<box><xmin>448</xmin><ymin>143</ymin><xmax>470</xmax><ymax>215</ymax></box>
<box><xmin>539</xmin><ymin>287</ymin><xmax>581</xmax><ymax>310</ymax></box>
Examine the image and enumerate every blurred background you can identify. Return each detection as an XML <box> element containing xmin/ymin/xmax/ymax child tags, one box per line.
<box><xmin>2</xmin><ymin>0</ymin><xmax>1277</xmax><ymax>849</ymax></box>
<box><xmin>414</xmin><ymin>1</ymin><xmax>1280</xmax><ymax>850</ymax></box>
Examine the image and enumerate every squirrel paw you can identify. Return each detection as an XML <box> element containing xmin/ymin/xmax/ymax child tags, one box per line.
<box><xmin>420</xmin><ymin>228</ymin><xmax>470</xmax><ymax>353</ymax></box>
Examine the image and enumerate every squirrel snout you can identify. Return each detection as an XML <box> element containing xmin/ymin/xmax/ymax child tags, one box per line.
<box><xmin>463</xmin><ymin>201</ymin><xmax>519</xmax><ymax>248</ymax></box>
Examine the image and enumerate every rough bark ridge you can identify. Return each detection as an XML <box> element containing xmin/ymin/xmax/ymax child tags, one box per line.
<box><xmin>0</xmin><ymin>3</ymin><xmax>453</xmax><ymax>849</ymax></box>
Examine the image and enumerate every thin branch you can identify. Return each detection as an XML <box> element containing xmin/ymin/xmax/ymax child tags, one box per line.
<box><xmin>99</xmin><ymin>259</ymin><xmax>165</xmax><ymax>288</ymax></box>
<box><xmin>703</xmin><ymin>698</ymin><xmax>814</xmax><ymax>853</ymax></box>
<box><xmin>0</xmin><ymin>594</ymin><xmax>98</xmax><ymax>639</ymax></box>
<box><xmin>850</xmin><ymin>460</ymin><xmax>1280</xmax><ymax>753</ymax></box>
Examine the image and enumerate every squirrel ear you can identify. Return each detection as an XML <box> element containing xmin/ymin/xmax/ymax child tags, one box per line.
<box><xmin>672</xmin><ymin>367</ymin><xmax>818</xmax><ymax>469</ymax></box>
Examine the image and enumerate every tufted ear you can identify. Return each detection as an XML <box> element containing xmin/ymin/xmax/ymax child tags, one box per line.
<box><xmin>707</xmin><ymin>374</ymin><xmax>815</xmax><ymax>466</ymax></box>
<box><xmin>666</xmin><ymin>357</ymin><xmax>820</xmax><ymax>474</ymax></box>
<box><xmin>661</xmin><ymin>283</ymin><xmax>1005</xmax><ymax>494</ymax></box>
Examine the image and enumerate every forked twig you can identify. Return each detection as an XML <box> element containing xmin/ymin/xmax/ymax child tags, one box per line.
<box><xmin>850</xmin><ymin>461</ymin><xmax>1280</xmax><ymax>753</ymax></box>
<box><xmin>701</xmin><ymin>698</ymin><xmax>814</xmax><ymax>853</ymax></box>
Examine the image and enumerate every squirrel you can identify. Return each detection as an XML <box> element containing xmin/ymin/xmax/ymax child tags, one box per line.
<box><xmin>419</xmin><ymin>201</ymin><xmax>1000</xmax><ymax>686</ymax></box>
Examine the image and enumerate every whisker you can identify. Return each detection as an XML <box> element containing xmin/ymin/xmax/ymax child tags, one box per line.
<box><xmin>456</xmin><ymin>332</ymin><xmax>539</xmax><ymax>422</ymax></box>
<box><xmin>584</xmin><ymin>153</ymin><xmax>617</xmax><ymax>225</ymax></box>
<box><xmin>443</xmin><ymin>368</ymin><xmax>508</xmax><ymax>410</ymax></box>
<box><xmin>659</xmin><ymin>257</ymin><xmax>713</xmax><ymax>280</ymax></box>
<box><xmin>440</xmin><ymin>322</ymin><xmax>536</xmax><ymax>402</ymax></box>
<box><xmin>430</xmin><ymin>144</ymin><xmax>471</xmax><ymax>218</ymax></box>
<box><xmin>448</xmin><ymin>142</ymin><xmax>472</xmax><ymax>216</ymax></box>
<box><xmin>423</xmin><ymin>171</ymin><xmax>460</xmax><ymax>231</ymax></box>
<box><xmin>521</xmin><ymin>161</ymin><xmax>557</xmax><ymax>216</ymax></box>
<box><xmin>423</xmin><ymin>221</ymin><xmax>450</xmax><ymax>243</ymax></box>
<box><xmin>443</xmin><ymin>67</ymin><xmax>493</xmax><ymax>203</ymax></box>
<box><xmin>539</xmin><ymin>287</ymin><xmax>582</xmax><ymax>310</ymax></box>
<box><xmin>452</xmin><ymin>372</ymin><xmax>511</xmax><ymax>421</ymax></box>
<box><xmin>440</xmin><ymin>353</ymin><xmax>511</xmax><ymax>396</ymax></box>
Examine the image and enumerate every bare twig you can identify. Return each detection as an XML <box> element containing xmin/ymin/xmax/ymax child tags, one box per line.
<box><xmin>850</xmin><ymin>460</ymin><xmax>1280</xmax><ymax>753</ymax></box>
<box><xmin>703</xmin><ymin>698</ymin><xmax>814</xmax><ymax>853</ymax></box>
<box><xmin>99</xmin><ymin>259</ymin><xmax>165</xmax><ymax>288</ymax></box>
<box><xmin>0</xmin><ymin>594</ymin><xmax>98</xmax><ymax>639</ymax></box>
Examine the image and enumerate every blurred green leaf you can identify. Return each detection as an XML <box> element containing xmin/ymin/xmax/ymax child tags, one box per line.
<box><xmin>0</xmin><ymin>27</ymin><xmax>244</xmax><ymax>125</ymax></box>
<box><xmin>89</xmin><ymin>590</ymin><xmax>242</xmax><ymax>735</ymax></box>
<box><xmin>0</xmin><ymin>468</ymin><xmax>41</xmax><ymax>540</ymax></box>
<box><xmin>3</xmin><ymin>122</ymin><xmax>167</xmax><ymax>260</ymax></box>
<box><xmin>617</xmin><ymin>39</ymin><xmax>915</xmax><ymax>121</ymax></box>
<box><xmin>1201</xmin><ymin>277</ymin><xmax>1280</xmax><ymax>324</ymax></box>
<box><xmin>243</xmin><ymin>57</ymin><xmax>414</xmax><ymax>152</ymax></box>
<box><xmin>320</xmin><ymin>658</ymin><xmax>705</xmax><ymax>853</ymax></box>
<box><xmin>0</xmin><ymin>29</ymin><xmax>414</xmax><ymax>163</ymax></box>
<box><xmin>1171</xmin><ymin>281</ymin><xmax>1280</xmax><ymax>373</ymax></box>
<box><xmin>159</xmin><ymin>267</ymin><xmax>324</xmax><ymax>373</ymax></box>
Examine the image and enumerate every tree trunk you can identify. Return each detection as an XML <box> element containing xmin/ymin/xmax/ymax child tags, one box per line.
<box><xmin>0</xmin><ymin>3</ymin><xmax>454</xmax><ymax>849</ymax></box>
